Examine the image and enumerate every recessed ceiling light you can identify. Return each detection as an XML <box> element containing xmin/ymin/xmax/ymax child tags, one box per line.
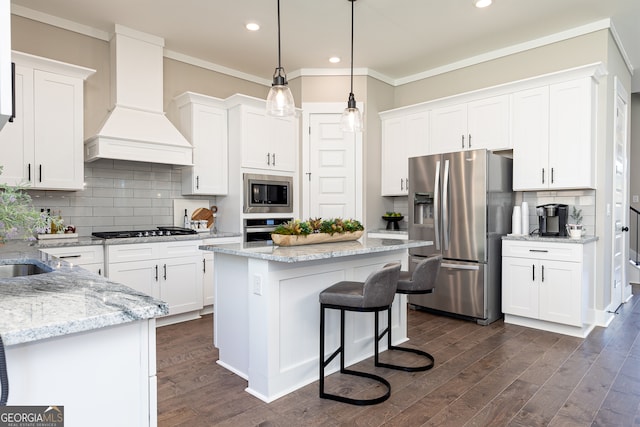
<box><xmin>329</xmin><ymin>56</ymin><xmax>341</xmax><ymax>64</ymax></box>
<box><xmin>246</xmin><ymin>22</ymin><xmax>260</xmax><ymax>31</ymax></box>
<box><xmin>474</xmin><ymin>0</ymin><xmax>492</xmax><ymax>7</ymax></box>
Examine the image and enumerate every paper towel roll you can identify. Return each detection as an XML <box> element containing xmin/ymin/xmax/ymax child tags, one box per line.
<box><xmin>521</xmin><ymin>202</ymin><xmax>529</xmax><ymax>235</ymax></box>
<box><xmin>512</xmin><ymin>206</ymin><xmax>522</xmax><ymax>235</ymax></box>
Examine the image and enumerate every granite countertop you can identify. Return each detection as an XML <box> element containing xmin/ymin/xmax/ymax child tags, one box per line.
<box><xmin>200</xmin><ymin>236</ymin><xmax>432</xmax><ymax>263</ymax></box>
<box><xmin>33</xmin><ymin>231</ymin><xmax>241</xmax><ymax>248</ymax></box>
<box><xmin>502</xmin><ymin>234</ymin><xmax>598</xmax><ymax>244</ymax></box>
<box><xmin>0</xmin><ymin>240</ymin><xmax>169</xmax><ymax>346</ymax></box>
<box><xmin>367</xmin><ymin>229</ymin><xmax>408</xmax><ymax>237</ymax></box>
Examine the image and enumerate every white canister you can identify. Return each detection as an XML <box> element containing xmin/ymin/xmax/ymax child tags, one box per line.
<box><xmin>521</xmin><ymin>202</ymin><xmax>529</xmax><ymax>235</ymax></box>
<box><xmin>512</xmin><ymin>206</ymin><xmax>522</xmax><ymax>235</ymax></box>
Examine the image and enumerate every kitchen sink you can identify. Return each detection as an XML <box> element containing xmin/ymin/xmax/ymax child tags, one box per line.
<box><xmin>0</xmin><ymin>263</ymin><xmax>53</xmax><ymax>279</ymax></box>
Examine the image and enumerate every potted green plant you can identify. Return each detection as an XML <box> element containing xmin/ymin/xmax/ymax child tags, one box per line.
<box><xmin>0</xmin><ymin>166</ymin><xmax>47</xmax><ymax>242</ymax></box>
<box><xmin>567</xmin><ymin>206</ymin><xmax>584</xmax><ymax>239</ymax></box>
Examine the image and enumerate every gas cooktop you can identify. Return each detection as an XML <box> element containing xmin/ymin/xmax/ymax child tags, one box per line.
<box><xmin>92</xmin><ymin>226</ymin><xmax>197</xmax><ymax>239</ymax></box>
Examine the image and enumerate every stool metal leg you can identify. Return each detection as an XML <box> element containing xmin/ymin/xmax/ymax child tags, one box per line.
<box><xmin>319</xmin><ymin>304</ymin><xmax>391</xmax><ymax>405</ymax></box>
<box><xmin>375</xmin><ymin>306</ymin><xmax>435</xmax><ymax>372</ymax></box>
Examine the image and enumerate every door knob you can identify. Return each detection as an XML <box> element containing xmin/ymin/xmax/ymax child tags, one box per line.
<box><xmin>622</xmin><ymin>226</ymin><xmax>629</xmax><ymax>232</ymax></box>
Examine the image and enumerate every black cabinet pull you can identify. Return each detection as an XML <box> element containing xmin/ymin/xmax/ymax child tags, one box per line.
<box><xmin>9</xmin><ymin>62</ymin><xmax>15</xmax><ymax>122</ymax></box>
<box><xmin>532</xmin><ymin>264</ymin><xmax>535</xmax><ymax>281</ymax></box>
<box><xmin>98</xmin><ymin>268</ymin><xmax>102</xmax><ymax>276</ymax></box>
<box><xmin>542</xmin><ymin>168</ymin><xmax>545</xmax><ymax>184</ymax></box>
<box><xmin>203</xmin><ymin>258</ymin><xmax>206</xmax><ymax>273</ymax></box>
<box><xmin>39</xmin><ymin>164</ymin><xmax>42</xmax><ymax>182</ymax></box>
<box><xmin>266</xmin><ymin>152</ymin><xmax>271</xmax><ymax>165</ymax></box>
<box><xmin>27</xmin><ymin>164</ymin><xmax>31</xmax><ymax>181</ymax></box>
<box><xmin>468</xmin><ymin>134</ymin><xmax>472</xmax><ymax>148</ymax></box>
<box><xmin>155</xmin><ymin>265</ymin><xmax>158</xmax><ymax>281</ymax></box>
<box><xmin>272</xmin><ymin>153</ymin><xmax>276</xmax><ymax>166</ymax></box>
<box><xmin>551</xmin><ymin>168</ymin><xmax>554</xmax><ymax>184</ymax></box>
<box><xmin>461</xmin><ymin>134</ymin><xmax>465</xmax><ymax>149</ymax></box>
<box><xmin>541</xmin><ymin>265</ymin><xmax>545</xmax><ymax>282</ymax></box>
<box><xmin>196</xmin><ymin>176</ymin><xmax>200</xmax><ymax>189</ymax></box>
<box><xmin>163</xmin><ymin>264</ymin><xmax>167</xmax><ymax>280</ymax></box>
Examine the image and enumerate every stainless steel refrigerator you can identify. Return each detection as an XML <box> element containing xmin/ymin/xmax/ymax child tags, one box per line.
<box><xmin>408</xmin><ymin>149</ymin><xmax>513</xmax><ymax>325</ymax></box>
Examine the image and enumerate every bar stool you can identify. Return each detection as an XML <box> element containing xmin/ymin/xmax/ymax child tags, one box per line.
<box><xmin>376</xmin><ymin>255</ymin><xmax>441</xmax><ymax>372</ymax></box>
<box><xmin>319</xmin><ymin>262</ymin><xmax>401</xmax><ymax>406</ymax></box>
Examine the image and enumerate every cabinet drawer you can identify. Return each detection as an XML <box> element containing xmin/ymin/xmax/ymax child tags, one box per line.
<box><xmin>41</xmin><ymin>245</ymin><xmax>104</xmax><ymax>265</ymax></box>
<box><xmin>157</xmin><ymin>240</ymin><xmax>202</xmax><ymax>258</ymax></box>
<box><xmin>502</xmin><ymin>240</ymin><xmax>583</xmax><ymax>262</ymax></box>
<box><xmin>108</xmin><ymin>244</ymin><xmax>158</xmax><ymax>263</ymax></box>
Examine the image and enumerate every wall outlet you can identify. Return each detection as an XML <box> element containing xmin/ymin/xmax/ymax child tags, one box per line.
<box><xmin>633</xmin><ymin>195</ymin><xmax>639</xmax><ymax>203</ymax></box>
<box><xmin>253</xmin><ymin>274</ymin><xmax>262</xmax><ymax>296</ymax></box>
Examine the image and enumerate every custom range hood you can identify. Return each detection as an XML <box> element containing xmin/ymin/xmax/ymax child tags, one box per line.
<box><xmin>84</xmin><ymin>25</ymin><xmax>192</xmax><ymax>165</ymax></box>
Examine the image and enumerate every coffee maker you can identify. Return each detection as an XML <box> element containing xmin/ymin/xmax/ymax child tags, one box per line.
<box><xmin>536</xmin><ymin>203</ymin><xmax>568</xmax><ymax>236</ymax></box>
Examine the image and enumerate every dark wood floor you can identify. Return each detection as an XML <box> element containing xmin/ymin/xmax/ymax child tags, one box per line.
<box><xmin>156</xmin><ymin>294</ymin><xmax>640</xmax><ymax>426</ymax></box>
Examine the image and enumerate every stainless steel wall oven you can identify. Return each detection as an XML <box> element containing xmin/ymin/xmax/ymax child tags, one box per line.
<box><xmin>244</xmin><ymin>218</ymin><xmax>292</xmax><ymax>243</ymax></box>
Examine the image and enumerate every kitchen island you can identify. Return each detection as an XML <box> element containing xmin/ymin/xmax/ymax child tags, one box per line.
<box><xmin>200</xmin><ymin>237</ymin><xmax>432</xmax><ymax>402</ymax></box>
<box><xmin>0</xmin><ymin>240</ymin><xmax>167</xmax><ymax>427</ymax></box>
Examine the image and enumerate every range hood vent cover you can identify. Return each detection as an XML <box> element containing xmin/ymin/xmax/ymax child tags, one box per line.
<box><xmin>84</xmin><ymin>25</ymin><xmax>193</xmax><ymax>165</ymax></box>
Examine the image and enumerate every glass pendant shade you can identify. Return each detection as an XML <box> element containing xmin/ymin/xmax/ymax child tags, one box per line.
<box><xmin>342</xmin><ymin>0</ymin><xmax>362</xmax><ymax>133</ymax></box>
<box><xmin>340</xmin><ymin>93</ymin><xmax>362</xmax><ymax>132</ymax></box>
<box><xmin>266</xmin><ymin>0</ymin><xmax>295</xmax><ymax>117</ymax></box>
<box><xmin>266</xmin><ymin>68</ymin><xmax>295</xmax><ymax>117</ymax></box>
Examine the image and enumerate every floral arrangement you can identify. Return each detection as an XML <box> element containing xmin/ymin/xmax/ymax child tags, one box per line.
<box><xmin>272</xmin><ymin>218</ymin><xmax>364</xmax><ymax>236</ymax></box>
<box><xmin>0</xmin><ymin>166</ymin><xmax>47</xmax><ymax>242</ymax></box>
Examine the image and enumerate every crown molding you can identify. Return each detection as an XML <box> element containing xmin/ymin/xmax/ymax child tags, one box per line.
<box><xmin>11</xmin><ymin>6</ymin><xmax>631</xmax><ymax>89</ymax></box>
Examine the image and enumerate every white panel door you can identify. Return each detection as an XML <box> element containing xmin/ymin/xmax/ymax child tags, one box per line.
<box><xmin>612</xmin><ymin>77</ymin><xmax>630</xmax><ymax>309</ymax></box>
<box><xmin>308</xmin><ymin>113</ymin><xmax>356</xmax><ymax>219</ymax></box>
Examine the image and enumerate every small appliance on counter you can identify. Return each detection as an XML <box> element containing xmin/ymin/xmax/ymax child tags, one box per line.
<box><xmin>536</xmin><ymin>203</ymin><xmax>568</xmax><ymax>236</ymax></box>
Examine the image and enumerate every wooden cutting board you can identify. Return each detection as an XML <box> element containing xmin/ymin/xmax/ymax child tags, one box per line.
<box><xmin>191</xmin><ymin>207</ymin><xmax>213</xmax><ymax>225</ymax></box>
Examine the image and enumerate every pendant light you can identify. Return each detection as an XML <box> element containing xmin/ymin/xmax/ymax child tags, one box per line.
<box><xmin>340</xmin><ymin>0</ymin><xmax>363</xmax><ymax>133</ymax></box>
<box><xmin>266</xmin><ymin>0</ymin><xmax>295</xmax><ymax>117</ymax></box>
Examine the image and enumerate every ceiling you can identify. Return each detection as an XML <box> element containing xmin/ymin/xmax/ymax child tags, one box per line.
<box><xmin>10</xmin><ymin>0</ymin><xmax>640</xmax><ymax>90</ymax></box>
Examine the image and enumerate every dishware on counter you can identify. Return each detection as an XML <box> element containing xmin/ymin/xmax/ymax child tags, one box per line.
<box><xmin>521</xmin><ymin>202</ymin><xmax>529</xmax><ymax>235</ymax></box>
<box><xmin>512</xmin><ymin>205</ymin><xmax>522</xmax><ymax>235</ymax></box>
<box><xmin>382</xmin><ymin>214</ymin><xmax>404</xmax><ymax>230</ymax></box>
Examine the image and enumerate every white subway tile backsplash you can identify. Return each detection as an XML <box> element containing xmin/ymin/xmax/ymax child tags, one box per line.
<box><xmin>92</xmin><ymin>188</ymin><xmax>134</xmax><ymax>198</ymax></box>
<box><xmin>26</xmin><ymin>160</ymin><xmax>208</xmax><ymax>236</ymax></box>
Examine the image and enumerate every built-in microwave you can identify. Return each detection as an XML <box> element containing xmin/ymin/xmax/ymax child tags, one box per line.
<box><xmin>243</xmin><ymin>173</ymin><xmax>293</xmax><ymax>214</ymax></box>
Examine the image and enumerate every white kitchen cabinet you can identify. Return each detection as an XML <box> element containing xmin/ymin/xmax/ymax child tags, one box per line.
<box><xmin>430</xmin><ymin>94</ymin><xmax>510</xmax><ymax>154</ymax></box>
<box><xmin>106</xmin><ymin>240</ymin><xmax>203</xmax><ymax>320</ymax></box>
<box><xmin>39</xmin><ymin>245</ymin><xmax>105</xmax><ymax>277</ymax></box>
<box><xmin>232</xmin><ymin>101</ymin><xmax>298</xmax><ymax>173</ymax></box>
<box><xmin>512</xmin><ymin>77</ymin><xmax>596</xmax><ymax>191</ymax></box>
<box><xmin>200</xmin><ymin>236</ymin><xmax>242</xmax><ymax>311</ymax></box>
<box><xmin>502</xmin><ymin>239</ymin><xmax>595</xmax><ymax>337</ymax></box>
<box><xmin>175</xmin><ymin>92</ymin><xmax>228</xmax><ymax>195</ymax></box>
<box><xmin>381</xmin><ymin>110</ymin><xmax>429</xmax><ymax>195</ymax></box>
<box><xmin>0</xmin><ymin>52</ymin><xmax>94</xmax><ymax>189</ymax></box>
<box><xmin>203</xmin><ymin>252</ymin><xmax>214</xmax><ymax>307</ymax></box>
<box><xmin>0</xmin><ymin>0</ymin><xmax>11</xmax><ymax>130</ymax></box>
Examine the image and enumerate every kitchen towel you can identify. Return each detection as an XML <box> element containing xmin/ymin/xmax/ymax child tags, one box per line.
<box><xmin>512</xmin><ymin>206</ymin><xmax>522</xmax><ymax>235</ymax></box>
<box><xmin>521</xmin><ymin>202</ymin><xmax>529</xmax><ymax>235</ymax></box>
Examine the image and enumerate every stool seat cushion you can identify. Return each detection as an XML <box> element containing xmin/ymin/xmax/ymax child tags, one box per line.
<box><xmin>319</xmin><ymin>281</ymin><xmax>365</xmax><ymax>308</ymax></box>
<box><xmin>319</xmin><ymin>263</ymin><xmax>400</xmax><ymax>309</ymax></box>
<box><xmin>397</xmin><ymin>256</ymin><xmax>441</xmax><ymax>293</ymax></box>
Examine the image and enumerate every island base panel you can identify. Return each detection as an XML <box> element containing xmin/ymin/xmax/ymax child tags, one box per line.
<box><xmin>214</xmin><ymin>251</ymin><xmax>409</xmax><ymax>402</ymax></box>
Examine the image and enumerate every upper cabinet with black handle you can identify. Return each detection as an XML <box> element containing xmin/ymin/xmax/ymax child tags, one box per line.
<box><xmin>0</xmin><ymin>51</ymin><xmax>95</xmax><ymax>190</ymax></box>
<box><xmin>0</xmin><ymin>0</ymin><xmax>13</xmax><ymax>131</ymax></box>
